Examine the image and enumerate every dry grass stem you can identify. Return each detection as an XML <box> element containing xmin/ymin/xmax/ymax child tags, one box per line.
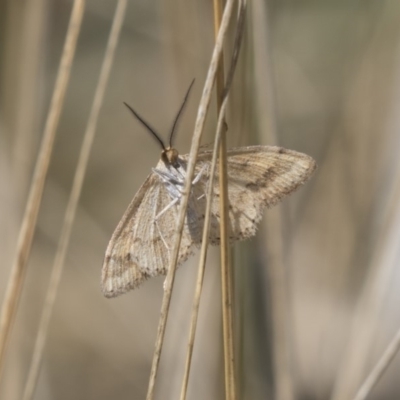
<box><xmin>21</xmin><ymin>2</ymin><xmax>127</xmax><ymax>399</ymax></box>
<box><xmin>0</xmin><ymin>0</ymin><xmax>85</xmax><ymax>377</ymax></box>
<box><xmin>145</xmin><ymin>0</ymin><xmax>236</xmax><ymax>398</ymax></box>
<box><xmin>353</xmin><ymin>327</ymin><xmax>400</xmax><ymax>400</ymax></box>
<box><xmin>179</xmin><ymin>2</ymin><xmax>247</xmax><ymax>398</ymax></box>
<box><xmin>331</xmin><ymin>168</ymin><xmax>400</xmax><ymax>400</ymax></box>
<box><xmin>212</xmin><ymin>0</ymin><xmax>237</xmax><ymax>398</ymax></box>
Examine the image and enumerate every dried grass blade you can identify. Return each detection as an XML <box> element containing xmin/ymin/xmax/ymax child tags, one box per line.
<box><xmin>331</xmin><ymin>167</ymin><xmax>400</xmax><ymax>400</ymax></box>
<box><xmin>21</xmin><ymin>2</ymin><xmax>127</xmax><ymax>399</ymax></box>
<box><xmin>212</xmin><ymin>0</ymin><xmax>236</xmax><ymax>397</ymax></box>
<box><xmin>353</xmin><ymin>327</ymin><xmax>400</xmax><ymax>400</ymax></box>
<box><xmin>179</xmin><ymin>2</ymin><xmax>247</xmax><ymax>398</ymax></box>
<box><xmin>145</xmin><ymin>0</ymin><xmax>236</xmax><ymax>398</ymax></box>
<box><xmin>0</xmin><ymin>0</ymin><xmax>85</xmax><ymax>376</ymax></box>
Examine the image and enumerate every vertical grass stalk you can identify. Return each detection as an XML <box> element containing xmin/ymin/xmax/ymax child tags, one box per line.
<box><xmin>21</xmin><ymin>2</ymin><xmax>127</xmax><ymax>399</ymax></box>
<box><xmin>0</xmin><ymin>0</ymin><xmax>85</xmax><ymax>378</ymax></box>
<box><xmin>179</xmin><ymin>2</ymin><xmax>246</xmax><ymax>398</ymax></box>
<box><xmin>145</xmin><ymin>0</ymin><xmax>236</xmax><ymax>398</ymax></box>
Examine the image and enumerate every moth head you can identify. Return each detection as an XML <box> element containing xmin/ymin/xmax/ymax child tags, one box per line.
<box><xmin>161</xmin><ymin>147</ymin><xmax>179</xmax><ymax>168</ymax></box>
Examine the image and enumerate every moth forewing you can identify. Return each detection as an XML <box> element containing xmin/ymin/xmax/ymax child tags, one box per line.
<box><xmin>102</xmin><ymin>159</ymin><xmax>201</xmax><ymax>298</ymax></box>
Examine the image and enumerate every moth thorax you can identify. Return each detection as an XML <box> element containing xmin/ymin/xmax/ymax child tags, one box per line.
<box><xmin>162</xmin><ymin>147</ymin><xmax>179</xmax><ymax>168</ymax></box>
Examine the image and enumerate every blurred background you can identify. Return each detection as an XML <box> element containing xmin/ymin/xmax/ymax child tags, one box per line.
<box><xmin>1</xmin><ymin>0</ymin><xmax>400</xmax><ymax>399</ymax></box>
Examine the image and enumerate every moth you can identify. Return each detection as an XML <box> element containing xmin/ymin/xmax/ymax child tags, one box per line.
<box><xmin>102</xmin><ymin>83</ymin><xmax>316</xmax><ymax>298</ymax></box>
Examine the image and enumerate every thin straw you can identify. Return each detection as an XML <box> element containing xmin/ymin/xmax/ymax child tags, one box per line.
<box><xmin>0</xmin><ymin>0</ymin><xmax>85</xmax><ymax>377</ymax></box>
<box><xmin>145</xmin><ymin>0</ymin><xmax>236</xmax><ymax>398</ymax></box>
<box><xmin>21</xmin><ymin>2</ymin><xmax>127</xmax><ymax>399</ymax></box>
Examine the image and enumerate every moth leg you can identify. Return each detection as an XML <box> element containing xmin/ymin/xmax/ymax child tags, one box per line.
<box><xmin>168</xmin><ymin>165</ymin><xmax>207</xmax><ymax>196</ymax></box>
<box><xmin>153</xmin><ymin>164</ymin><xmax>207</xmax><ymax>190</ymax></box>
<box><xmin>153</xmin><ymin>163</ymin><xmax>208</xmax><ymax>227</ymax></box>
<box><xmin>154</xmin><ymin>166</ymin><xmax>208</xmax><ymax>221</ymax></box>
<box><xmin>152</xmin><ymin>168</ymin><xmax>183</xmax><ymax>186</ymax></box>
<box><xmin>154</xmin><ymin>196</ymin><xmax>179</xmax><ymax>221</ymax></box>
<box><xmin>195</xmin><ymin>165</ymin><xmax>210</xmax><ymax>201</ymax></box>
<box><xmin>155</xmin><ymin>219</ymin><xmax>170</xmax><ymax>252</ymax></box>
<box><xmin>153</xmin><ymin>195</ymin><xmax>175</xmax><ymax>252</ymax></box>
<box><xmin>192</xmin><ymin>164</ymin><xmax>207</xmax><ymax>185</ymax></box>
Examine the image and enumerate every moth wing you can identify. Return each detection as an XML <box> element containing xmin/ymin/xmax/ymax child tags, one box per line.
<box><xmin>194</xmin><ymin>145</ymin><xmax>316</xmax><ymax>242</ymax></box>
<box><xmin>102</xmin><ymin>172</ymin><xmax>196</xmax><ymax>298</ymax></box>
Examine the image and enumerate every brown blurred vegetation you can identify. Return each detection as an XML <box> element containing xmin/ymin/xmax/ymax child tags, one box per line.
<box><xmin>1</xmin><ymin>1</ymin><xmax>400</xmax><ymax>399</ymax></box>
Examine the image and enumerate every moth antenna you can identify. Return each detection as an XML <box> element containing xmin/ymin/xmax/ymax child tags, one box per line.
<box><xmin>168</xmin><ymin>79</ymin><xmax>195</xmax><ymax>148</ymax></box>
<box><xmin>123</xmin><ymin>102</ymin><xmax>166</xmax><ymax>151</ymax></box>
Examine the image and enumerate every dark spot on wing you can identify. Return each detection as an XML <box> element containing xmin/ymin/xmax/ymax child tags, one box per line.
<box><xmin>263</xmin><ymin>168</ymin><xmax>275</xmax><ymax>180</ymax></box>
<box><xmin>245</xmin><ymin>182</ymin><xmax>259</xmax><ymax>191</ymax></box>
<box><xmin>244</xmin><ymin>167</ymin><xmax>278</xmax><ymax>191</ymax></box>
<box><xmin>246</xmin><ymin>172</ymin><xmax>275</xmax><ymax>190</ymax></box>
